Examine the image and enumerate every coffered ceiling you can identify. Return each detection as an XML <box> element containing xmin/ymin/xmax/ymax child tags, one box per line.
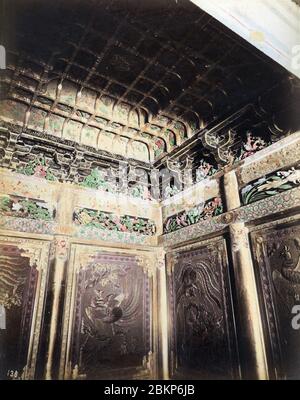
<box><xmin>0</xmin><ymin>0</ymin><xmax>299</xmax><ymax>166</ymax></box>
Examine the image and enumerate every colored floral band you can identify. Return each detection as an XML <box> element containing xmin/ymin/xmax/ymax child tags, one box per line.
<box><xmin>163</xmin><ymin>197</ymin><xmax>223</xmax><ymax>234</ymax></box>
<box><xmin>73</xmin><ymin>207</ymin><xmax>156</xmax><ymax>236</ymax></box>
<box><xmin>0</xmin><ymin>195</ymin><xmax>55</xmax><ymax>221</ymax></box>
<box><xmin>241</xmin><ymin>166</ymin><xmax>300</xmax><ymax>205</ymax></box>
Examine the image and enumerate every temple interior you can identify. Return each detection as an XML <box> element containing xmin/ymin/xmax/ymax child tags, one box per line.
<box><xmin>0</xmin><ymin>0</ymin><xmax>300</xmax><ymax>380</ymax></box>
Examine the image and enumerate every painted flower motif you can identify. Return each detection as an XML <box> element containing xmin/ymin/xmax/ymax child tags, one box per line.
<box><xmin>213</xmin><ymin>197</ymin><xmax>222</xmax><ymax>206</ymax></box>
<box><xmin>34</xmin><ymin>165</ymin><xmax>47</xmax><ymax>178</ymax></box>
<box><xmin>196</xmin><ymin>161</ymin><xmax>212</xmax><ymax>181</ymax></box>
<box><xmin>285</xmin><ymin>168</ymin><xmax>300</xmax><ymax>184</ymax></box>
<box><xmin>112</xmin><ymin>215</ymin><xmax>120</xmax><ymax>224</ymax></box>
<box><xmin>180</xmin><ymin>214</ymin><xmax>188</xmax><ymax>225</ymax></box>
<box><xmin>155</xmin><ymin>139</ymin><xmax>164</xmax><ymax>149</ymax></box>
<box><xmin>241</xmin><ymin>132</ymin><xmax>267</xmax><ymax>160</ymax></box>
<box><xmin>75</xmin><ymin>208</ymin><xmax>155</xmax><ymax>236</ymax></box>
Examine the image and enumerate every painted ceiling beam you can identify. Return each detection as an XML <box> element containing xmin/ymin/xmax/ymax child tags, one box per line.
<box><xmin>191</xmin><ymin>0</ymin><xmax>300</xmax><ymax>79</ymax></box>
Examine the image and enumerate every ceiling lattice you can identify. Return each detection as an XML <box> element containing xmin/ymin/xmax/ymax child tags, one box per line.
<box><xmin>0</xmin><ymin>0</ymin><xmax>293</xmax><ymax>164</ymax></box>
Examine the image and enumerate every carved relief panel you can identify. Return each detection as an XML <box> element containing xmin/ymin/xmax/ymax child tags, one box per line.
<box><xmin>0</xmin><ymin>235</ymin><xmax>50</xmax><ymax>380</ymax></box>
<box><xmin>60</xmin><ymin>245</ymin><xmax>156</xmax><ymax>380</ymax></box>
<box><xmin>251</xmin><ymin>221</ymin><xmax>300</xmax><ymax>379</ymax></box>
<box><xmin>167</xmin><ymin>238</ymin><xmax>239</xmax><ymax>379</ymax></box>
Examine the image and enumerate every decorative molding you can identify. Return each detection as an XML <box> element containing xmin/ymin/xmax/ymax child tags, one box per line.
<box><xmin>0</xmin><ymin>194</ymin><xmax>56</xmax><ymax>221</ymax></box>
<box><xmin>162</xmin><ymin>187</ymin><xmax>300</xmax><ymax>246</ymax></box>
<box><xmin>241</xmin><ymin>166</ymin><xmax>300</xmax><ymax>205</ymax></box>
<box><xmin>1</xmin><ymin>122</ymin><xmax>298</xmax><ymax>202</ymax></box>
<box><xmin>73</xmin><ymin>207</ymin><xmax>156</xmax><ymax>236</ymax></box>
<box><xmin>163</xmin><ymin>197</ymin><xmax>223</xmax><ymax>234</ymax></box>
<box><xmin>0</xmin><ymin>122</ymin><xmax>152</xmax><ymax>191</ymax></box>
<box><xmin>0</xmin><ymin>216</ymin><xmax>56</xmax><ymax>235</ymax></box>
<box><xmin>73</xmin><ymin>225</ymin><xmax>152</xmax><ymax>245</ymax></box>
<box><xmin>237</xmin><ymin>131</ymin><xmax>300</xmax><ymax>186</ymax></box>
<box><xmin>52</xmin><ymin>236</ymin><xmax>70</xmax><ymax>261</ymax></box>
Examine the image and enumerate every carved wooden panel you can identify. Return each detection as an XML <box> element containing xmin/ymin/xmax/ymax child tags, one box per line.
<box><xmin>167</xmin><ymin>238</ymin><xmax>239</xmax><ymax>379</ymax></box>
<box><xmin>60</xmin><ymin>245</ymin><xmax>155</xmax><ymax>380</ymax></box>
<box><xmin>251</xmin><ymin>221</ymin><xmax>300</xmax><ymax>379</ymax></box>
<box><xmin>0</xmin><ymin>236</ymin><xmax>50</xmax><ymax>380</ymax></box>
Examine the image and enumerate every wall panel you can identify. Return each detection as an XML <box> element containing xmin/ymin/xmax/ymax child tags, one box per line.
<box><xmin>167</xmin><ymin>237</ymin><xmax>239</xmax><ymax>379</ymax></box>
<box><xmin>60</xmin><ymin>244</ymin><xmax>156</xmax><ymax>380</ymax></box>
<box><xmin>0</xmin><ymin>235</ymin><xmax>50</xmax><ymax>380</ymax></box>
<box><xmin>251</xmin><ymin>220</ymin><xmax>300</xmax><ymax>379</ymax></box>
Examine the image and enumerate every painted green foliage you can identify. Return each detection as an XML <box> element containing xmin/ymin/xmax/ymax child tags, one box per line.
<box><xmin>174</xmin><ymin>122</ymin><xmax>186</xmax><ymax>140</ymax></box>
<box><xmin>17</xmin><ymin>156</ymin><xmax>57</xmax><ymax>181</ymax></box>
<box><xmin>164</xmin><ymin>185</ymin><xmax>181</xmax><ymax>199</ymax></box>
<box><xmin>195</xmin><ymin>160</ymin><xmax>218</xmax><ymax>182</ymax></box>
<box><xmin>130</xmin><ymin>185</ymin><xmax>150</xmax><ymax>200</ymax></box>
<box><xmin>162</xmin><ymin>129</ymin><xmax>176</xmax><ymax>147</ymax></box>
<box><xmin>241</xmin><ymin>167</ymin><xmax>300</xmax><ymax>205</ymax></box>
<box><xmin>80</xmin><ymin>168</ymin><xmax>116</xmax><ymax>192</ymax></box>
<box><xmin>74</xmin><ymin>208</ymin><xmax>156</xmax><ymax>236</ymax></box>
<box><xmin>163</xmin><ymin>197</ymin><xmax>223</xmax><ymax>234</ymax></box>
<box><xmin>81</xmin><ymin>169</ymin><xmax>151</xmax><ymax>199</ymax></box>
<box><xmin>0</xmin><ymin>195</ymin><xmax>54</xmax><ymax>220</ymax></box>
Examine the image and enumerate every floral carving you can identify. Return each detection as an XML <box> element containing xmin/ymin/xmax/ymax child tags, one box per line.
<box><xmin>74</xmin><ymin>208</ymin><xmax>156</xmax><ymax>236</ymax></box>
<box><xmin>80</xmin><ymin>169</ymin><xmax>153</xmax><ymax>200</ymax></box>
<box><xmin>80</xmin><ymin>168</ymin><xmax>116</xmax><ymax>193</ymax></box>
<box><xmin>164</xmin><ymin>185</ymin><xmax>181</xmax><ymax>199</ymax></box>
<box><xmin>129</xmin><ymin>185</ymin><xmax>151</xmax><ymax>200</ymax></box>
<box><xmin>163</xmin><ymin>197</ymin><xmax>223</xmax><ymax>234</ymax></box>
<box><xmin>0</xmin><ymin>195</ymin><xmax>55</xmax><ymax>221</ymax></box>
<box><xmin>154</xmin><ymin>138</ymin><xmax>165</xmax><ymax>158</ymax></box>
<box><xmin>241</xmin><ymin>167</ymin><xmax>300</xmax><ymax>205</ymax></box>
<box><xmin>195</xmin><ymin>160</ymin><xmax>218</xmax><ymax>182</ymax></box>
<box><xmin>16</xmin><ymin>156</ymin><xmax>57</xmax><ymax>181</ymax></box>
<box><xmin>237</xmin><ymin>132</ymin><xmax>269</xmax><ymax>161</ymax></box>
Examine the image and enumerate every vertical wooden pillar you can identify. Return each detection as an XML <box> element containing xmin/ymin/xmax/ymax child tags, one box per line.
<box><xmin>224</xmin><ymin>170</ymin><xmax>268</xmax><ymax>379</ymax></box>
<box><xmin>157</xmin><ymin>248</ymin><xmax>169</xmax><ymax>380</ymax></box>
<box><xmin>44</xmin><ymin>183</ymin><xmax>74</xmax><ymax>379</ymax></box>
<box><xmin>45</xmin><ymin>236</ymin><xmax>69</xmax><ymax>380</ymax></box>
